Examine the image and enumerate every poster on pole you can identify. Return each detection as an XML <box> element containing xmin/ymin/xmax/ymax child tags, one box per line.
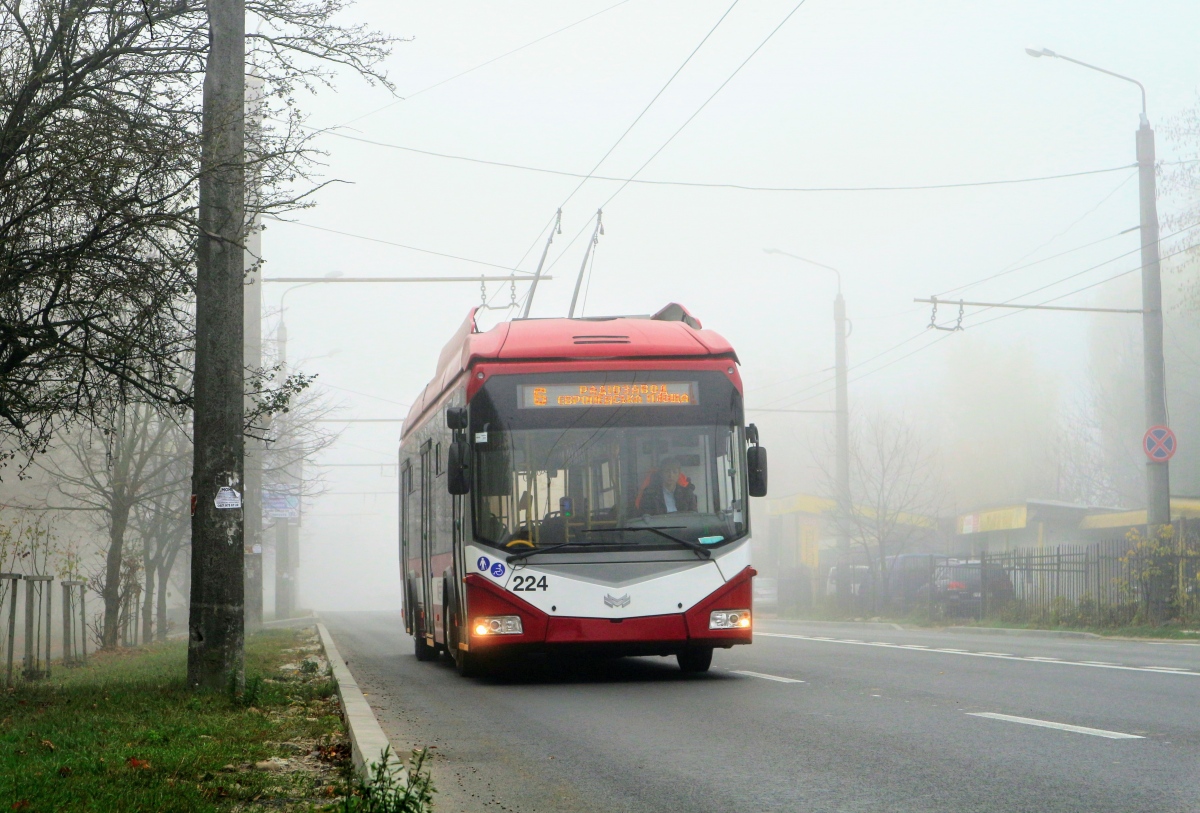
<box><xmin>263</xmin><ymin>490</ymin><xmax>301</xmax><ymax>519</ymax></box>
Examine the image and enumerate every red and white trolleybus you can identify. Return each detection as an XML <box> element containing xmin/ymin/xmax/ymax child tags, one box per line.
<box><xmin>399</xmin><ymin>303</ymin><xmax>768</xmax><ymax>676</ymax></box>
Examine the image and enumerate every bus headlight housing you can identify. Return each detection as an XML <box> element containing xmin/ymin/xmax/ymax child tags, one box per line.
<box><xmin>472</xmin><ymin>616</ymin><xmax>523</xmax><ymax>636</ymax></box>
<box><xmin>709</xmin><ymin>610</ymin><xmax>751</xmax><ymax>630</ymax></box>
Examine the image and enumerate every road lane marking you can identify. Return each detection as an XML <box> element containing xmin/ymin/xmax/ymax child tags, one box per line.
<box><xmin>967</xmin><ymin>712</ymin><xmax>1144</xmax><ymax>740</ymax></box>
<box><xmin>732</xmin><ymin>670</ymin><xmax>805</xmax><ymax>683</ymax></box>
<box><xmin>756</xmin><ymin>632</ymin><xmax>1200</xmax><ymax>676</ymax></box>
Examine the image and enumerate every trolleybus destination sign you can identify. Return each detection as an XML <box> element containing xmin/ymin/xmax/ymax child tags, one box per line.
<box><xmin>518</xmin><ymin>381</ymin><xmax>698</xmax><ymax>409</ymax></box>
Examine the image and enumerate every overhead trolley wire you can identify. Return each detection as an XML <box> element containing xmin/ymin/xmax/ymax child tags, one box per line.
<box><xmin>540</xmin><ymin>0</ymin><xmax>811</xmax><ymax>288</ymax></box>
<box><xmin>314</xmin><ymin>129</ymin><xmax>1138</xmax><ymax>194</ymax></box>
<box><xmin>335</xmin><ymin>0</ymin><xmax>636</xmax><ymax>127</ymax></box>
<box><xmin>512</xmin><ymin>0</ymin><xmax>743</xmax><ymax>314</ymax></box>
<box><xmin>758</xmin><ymin>223</ymin><xmax>1200</xmax><ymax>411</ymax></box>
<box><xmin>266</xmin><ymin>216</ymin><xmax>527</xmax><ymax>273</ymax></box>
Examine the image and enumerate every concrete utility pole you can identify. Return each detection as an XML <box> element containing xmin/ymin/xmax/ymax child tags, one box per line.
<box><xmin>764</xmin><ymin>249</ymin><xmax>853</xmax><ymax>607</ymax></box>
<box><xmin>243</xmin><ymin>74</ymin><xmax>264</xmax><ymax>629</ymax></box>
<box><xmin>1026</xmin><ymin>47</ymin><xmax>1170</xmax><ymax>528</ymax></box>
<box><xmin>189</xmin><ymin>0</ymin><xmax>246</xmax><ymax>691</ymax></box>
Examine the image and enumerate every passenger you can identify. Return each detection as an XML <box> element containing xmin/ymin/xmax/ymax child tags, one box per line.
<box><xmin>635</xmin><ymin>456</ymin><xmax>697</xmax><ymax>515</ymax></box>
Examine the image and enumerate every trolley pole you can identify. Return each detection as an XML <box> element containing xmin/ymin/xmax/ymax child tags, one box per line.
<box><xmin>243</xmin><ymin>74</ymin><xmax>265</xmax><ymax>629</ymax></box>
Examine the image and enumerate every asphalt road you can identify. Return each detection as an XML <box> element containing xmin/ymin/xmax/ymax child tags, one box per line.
<box><xmin>322</xmin><ymin>613</ymin><xmax>1200</xmax><ymax>813</ymax></box>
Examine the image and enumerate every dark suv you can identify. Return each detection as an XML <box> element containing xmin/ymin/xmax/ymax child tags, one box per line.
<box><xmin>924</xmin><ymin>562</ymin><xmax>1015</xmax><ymax>618</ymax></box>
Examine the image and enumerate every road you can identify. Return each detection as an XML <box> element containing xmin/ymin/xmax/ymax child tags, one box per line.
<box><xmin>322</xmin><ymin>613</ymin><xmax>1200</xmax><ymax>812</ymax></box>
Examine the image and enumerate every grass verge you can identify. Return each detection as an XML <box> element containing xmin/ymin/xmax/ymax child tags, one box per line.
<box><xmin>1</xmin><ymin>627</ymin><xmax>354</xmax><ymax>812</ymax></box>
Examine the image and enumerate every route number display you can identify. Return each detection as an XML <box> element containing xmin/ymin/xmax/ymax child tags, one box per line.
<box><xmin>518</xmin><ymin>382</ymin><xmax>698</xmax><ymax>409</ymax></box>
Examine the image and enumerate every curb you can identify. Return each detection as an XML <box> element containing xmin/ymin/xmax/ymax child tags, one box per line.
<box><xmin>316</xmin><ymin>622</ymin><xmax>401</xmax><ymax>778</ymax></box>
<box><xmin>946</xmin><ymin>626</ymin><xmax>1101</xmax><ymax>640</ymax></box>
<box><xmin>262</xmin><ymin>613</ymin><xmax>319</xmax><ymax>630</ymax></box>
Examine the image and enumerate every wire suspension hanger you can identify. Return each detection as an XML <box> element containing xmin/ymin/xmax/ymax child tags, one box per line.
<box><xmin>926</xmin><ymin>295</ymin><xmax>965</xmax><ymax>331</ymax></box>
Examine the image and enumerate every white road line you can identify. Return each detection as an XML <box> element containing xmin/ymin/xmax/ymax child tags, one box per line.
<box><xmin>756</xmin><ymin>632</ymin><xmax>1200</xmax><ymax>676</ymax></box>
<box><xmin>732</xmin><ymin>670</ymin><xmax>805</xmax><ymax>684</ymax></box>
<box><xmin>967</xmin><ymin>712</ymin><xmax>1144</xmax><ymax>740</ymax></box>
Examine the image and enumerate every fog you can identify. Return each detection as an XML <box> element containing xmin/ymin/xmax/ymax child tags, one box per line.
<box><xmin>256</xmin><ymin>1</ymin><xmax>1200</xmax><ymax>611</ymax></box>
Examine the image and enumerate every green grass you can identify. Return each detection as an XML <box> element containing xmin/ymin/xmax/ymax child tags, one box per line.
<box><xmin>0</xmin><ymin>628</ymin><xmax>351</xmax><ymax>812</ymax></box>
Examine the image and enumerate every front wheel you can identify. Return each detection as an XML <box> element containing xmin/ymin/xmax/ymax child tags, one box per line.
<box><xmin>677</xmin><ymin>647</ymin><xmax>713</xmax><ymax>673</ymax></box>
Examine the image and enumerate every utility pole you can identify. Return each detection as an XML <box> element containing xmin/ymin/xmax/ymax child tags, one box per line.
<box><xmin>1024</xmin><ymin>47</ymin><xmax>1170</xmax><ymax>528</ymax></box>
<box><xmin>833</xmin><ymin>287</ymin><xmax>852</xmax><ymax>610</ymax></box>
<box><xmin>189</xmin><ymin>0</ymin><xmax>246</xmax><ymax>691</ymax></box>
<box><xmin>1137</xmin><ymin>117</ymin><xmax>1171</xmax><ymax>528</ymax></box>
<box><xmin>243</xmin><ymin>74</ymin><xmax>264</xmax><ymax>629</ymax></box>
<box><xmin>273</xmin><ymin>320</ymin><xmax>295</xmax><ymax>619</ymax></box>
<box><xmin>763</xmin><ymin>248</ymin><xmax>852</xmax><ymax>608</ymax></box>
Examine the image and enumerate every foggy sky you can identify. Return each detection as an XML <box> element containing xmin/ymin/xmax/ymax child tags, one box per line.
<box><xmin>264</xmin><ymin>1</ymin><xmax>1200</xmax><ymax>610</ymax></box>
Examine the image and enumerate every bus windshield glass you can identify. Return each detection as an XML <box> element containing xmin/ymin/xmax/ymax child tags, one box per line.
<box><xmin>469</xmin><ymin>371</ymin><xmax>746</xmax><ymax>553</ymax></box>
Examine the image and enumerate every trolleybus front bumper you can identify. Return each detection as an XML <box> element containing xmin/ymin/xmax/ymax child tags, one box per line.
<box><xmin>460</xmin><ymin>565</ymin><xmax>755</xmax><ymax>656</ymax></box>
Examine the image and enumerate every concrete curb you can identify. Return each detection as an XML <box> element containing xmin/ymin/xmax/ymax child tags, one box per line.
<box><xmin>262</xmin><ymin>613</ymin><xmax>319</xmax><ymax>630</ymax></box>
<box><xmin>316</xmin><ymin>622</ymin><xmax>401</xmax><ymax>778</ymax></box>
<box><xmin>946</xmin><ymin>626</ymin><xmax>1101</xmax><ymax>640</ymax></box>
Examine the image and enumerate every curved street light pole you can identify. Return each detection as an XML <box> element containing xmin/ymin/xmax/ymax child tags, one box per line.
<box><xmin>764</xmin><ymin>248</ymin><xmax>853</xmax><ymax>609</ymax></box>
<box><xmin>1027</xmin><ymin>47</ymin><xmax>1169</xmax><ymax>528</ymax></box>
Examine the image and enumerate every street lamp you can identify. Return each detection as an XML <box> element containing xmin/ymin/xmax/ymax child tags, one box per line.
<box><xmin>1027</xmin><ymin>47</ymin><xmax>1169</xmax><ymax>527</ymax></box>
<box><xmin>764</xmin><ymin>248</ymin><xmax>853</xmax><ymax>608</ymax></box>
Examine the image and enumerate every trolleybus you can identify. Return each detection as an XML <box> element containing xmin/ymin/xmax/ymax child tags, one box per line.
<box><xmin>399</xmin><ymin>303</ymin><xmax>768</xmax><ymax>676</ymax></box>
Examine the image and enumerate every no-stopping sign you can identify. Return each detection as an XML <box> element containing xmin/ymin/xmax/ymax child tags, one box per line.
<box><xmin>1143</xmin><ymin>425</ymin><xmax>1177</xmax><ymax>462</ymax></box>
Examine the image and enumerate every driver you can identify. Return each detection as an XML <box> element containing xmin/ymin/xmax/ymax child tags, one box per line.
<box><xmin>635</xmin><ymin>456</ymin><xmax>697</xmax><ymax>515</ymax></box>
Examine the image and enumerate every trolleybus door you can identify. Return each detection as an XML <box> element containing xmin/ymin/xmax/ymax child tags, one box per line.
<box><xmin>419</xmin><ymin>440</ymin><xmax>435</xmax><ymax>643</ymax></box>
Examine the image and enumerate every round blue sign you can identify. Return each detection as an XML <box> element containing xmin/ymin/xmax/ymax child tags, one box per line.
<box><xmin>490</xmin><ymin>562</ymin><xmax>506</xmax><ymax>579</ymax></box>
<box><xmin>476</xmin><ymin>556</ymin><xmax>490</xmax><ymax>572</ymax></box>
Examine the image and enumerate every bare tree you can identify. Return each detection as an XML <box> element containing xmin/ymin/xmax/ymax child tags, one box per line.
<box><xmin>821</xmin><ymin>411</ymin><xmax>943</xmax><ymax>611</ymax></box>
<box><xmin>32</xmin><ymin>403</ymin><xmax>189</xmax><ymax>648</ymax></box>
<box><xmin>0</xmin><ymin>0</ymin><xmax>396</xmax><ymax>460</ymax></box>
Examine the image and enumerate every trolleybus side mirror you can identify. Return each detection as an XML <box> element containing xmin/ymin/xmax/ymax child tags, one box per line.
<box><xmin>447</xmin><ymin>439</ymin><xmax>472</xmax><ymax>495</ymax></box>
<box><xmin>446</xmin><ymin>406</ymin><xmax>468</xmax><ymax>430</ymax></box>
<box><xmin>747</xmin><ymin>446</ymin><xmax>768</xmax><ymax>497</ymax></box>
<box><xmin>746</xmin><ymin>423</ymin><xmax>768</xmax><ymax>497</ymax></box>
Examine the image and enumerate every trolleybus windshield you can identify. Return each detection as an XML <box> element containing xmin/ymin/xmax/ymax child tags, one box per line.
<box><xmin>469</xmin><ymin>371</ymin><xmax>747</xmax><ymax>554</ymax></box>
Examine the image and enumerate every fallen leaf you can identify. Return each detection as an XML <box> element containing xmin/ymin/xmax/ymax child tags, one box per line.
<box><xmin>58</xmin><ymin>766</ymin><xmax>72</xmax><ymax>778</ymax></box>
<box><xmin>41</xmin><ymin>739</ymin><xmax>55</xmax><ymax>752</ymax></box>
<box><xmin>11</xmin><ymin>800</ymin><xmax>30</xmax><ymax>810</ymax></box>
<box><xmin>126</xmin><ymin>757</ymin><xmax>152</xmax><ymax>770</ymax></box>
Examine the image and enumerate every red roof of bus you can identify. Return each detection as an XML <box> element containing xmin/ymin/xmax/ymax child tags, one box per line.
<box><xmin>401</xmin><ymin>304</ymin><xmax>738</xmax><ymax>438</ymax></box>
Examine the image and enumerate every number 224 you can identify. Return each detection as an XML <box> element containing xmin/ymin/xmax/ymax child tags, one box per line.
<box><xmin>512</xmin><ymin>575</ymin><xmax>548</xmax><ymax>592</ymax></box>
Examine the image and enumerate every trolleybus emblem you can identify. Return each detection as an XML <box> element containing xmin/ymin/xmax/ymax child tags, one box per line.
<box><xmin>604</xmin><ymin>593</ymin><xmax>631</xmax><ymax>608</ymax></box>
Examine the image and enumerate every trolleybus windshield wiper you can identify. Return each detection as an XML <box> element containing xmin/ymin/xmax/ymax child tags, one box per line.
<box><xmin>578</xmin><ymin>526</ymin><xmax>711</xmax><ymax>559</ymax></box>
<box><xmin>505</xmin><ymin>541</ymin><xmax>586</xmax><ymax>564</ymax></box>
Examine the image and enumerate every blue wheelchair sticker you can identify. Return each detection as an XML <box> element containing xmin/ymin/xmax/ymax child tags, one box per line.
<box><xmin>476</xmin><ymin>556</ymin><xmax>490</xmax><ymax>572</ymax></box>
<box><xmin>490</xmin><ymin>562</ymin><xmax>506</xmax><ymax>579</ymax></box>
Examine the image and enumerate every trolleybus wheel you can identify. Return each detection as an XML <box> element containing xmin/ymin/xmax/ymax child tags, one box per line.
<box><xmin>413</xmin><ymin>625</ymin><xmax>436</xmax><ymax>662</ymax></box>
<box><xmin>677</xmin><ymin>646</ymin><xmax>713</xmax><ymax>673</ymax></box>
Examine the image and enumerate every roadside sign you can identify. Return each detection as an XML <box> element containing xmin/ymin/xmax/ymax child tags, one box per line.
<box><xmin>1143</xmin><ymin>425</ymin><xmax>1177</xmax><ymax>462</ymax></box>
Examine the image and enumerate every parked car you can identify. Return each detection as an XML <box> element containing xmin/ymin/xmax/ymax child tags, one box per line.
<box><xmin>753</xmin><ymin>577</ymin><xmax>778</xmax><ymax>612</ymax></box>
<box><xmin>920</xmin><ymin>562</ymin><xmax>1015</xmax><ymax>617</ymax></box>
<box><xmin>824</xmin><ymin>565</ymin><xmax>873</xmax><ymax>597</ymax></box>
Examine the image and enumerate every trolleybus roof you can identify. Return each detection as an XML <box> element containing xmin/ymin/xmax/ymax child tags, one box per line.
<box><xmin>401</xmin><ymin>303</ymin><xmax>738</xmax><ymax>439</ymax></box>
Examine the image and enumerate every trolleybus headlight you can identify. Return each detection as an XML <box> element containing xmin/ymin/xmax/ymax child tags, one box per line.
<box><xmin>472</xmin><ymin>616</ymin><xmax>523</xmax><ymax>636</ymax></box>
<box><xmin>709</xmin><ymin>610</ymin><xmax>751</xmax><ymax>630</ymax></box>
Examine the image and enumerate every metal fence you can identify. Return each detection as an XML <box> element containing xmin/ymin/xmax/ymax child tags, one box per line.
<box><xmin>834</xmin><ymin>523</ymin><xmax>1200</xmax><ymax>628</ymax></box>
